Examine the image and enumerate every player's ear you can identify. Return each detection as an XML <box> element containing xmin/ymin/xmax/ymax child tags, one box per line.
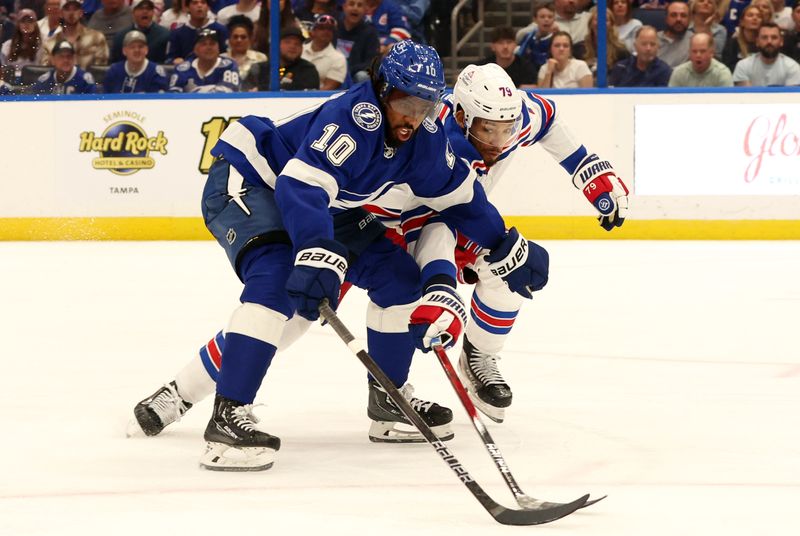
<box><xmin>454</xmin><ymin>108</ymin><xmax>466</xmax><ymax>129</ymax></box>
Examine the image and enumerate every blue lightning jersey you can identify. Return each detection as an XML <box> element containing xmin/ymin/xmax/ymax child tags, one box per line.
<box><xmin>169</xmin><ymin>57</ymin><xmax>240</xmax><ymax>93</ymax></box>
<box><xmin>211</xmin><ymin>80</ymin><xmax>506</xmax><ymax>253</ymax></box>
<box><xmin>103</xmin><ymin>60</ymin><xmax>169</xmax><ymax>93</ymax></box>
<box><xmin>30</xmin><ymin>67</ymin><xmax>97</xmax><ymax>95</ymax></box>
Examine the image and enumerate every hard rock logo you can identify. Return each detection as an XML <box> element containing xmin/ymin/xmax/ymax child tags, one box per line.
<box><xmin>78</xmin><ymin>120</ymin><xmax>168</xmax><ymax>176</ymax></box>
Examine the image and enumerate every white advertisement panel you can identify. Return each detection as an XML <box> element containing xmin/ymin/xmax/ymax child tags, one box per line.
<box><xmin>0</xmin><ymin>97</ymin><xmax>325</xmax><ymax>217</ymax></box>
<box><xmin>635</xmin><ymin>103</ymin><xmax>800</xmax><ymax>195</ymax></box>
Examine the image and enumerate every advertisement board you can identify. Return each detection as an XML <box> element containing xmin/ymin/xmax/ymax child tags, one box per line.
<box><xmin>635</xmin><ymin>103</ymin><xmax>800</xmax><ymax>195</ymax></box>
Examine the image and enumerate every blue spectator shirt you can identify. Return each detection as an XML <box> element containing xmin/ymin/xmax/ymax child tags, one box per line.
<box><xmin>364</xmin><ymin>0</ymin><xmax>411</xmax><ymax>46</ymax></box>
<box><xmin>721</xmin><ymin>0</ymin><xmax>750</xmax><ymax>35</ymax></box>
<box><xmin>0</xmin><ymin>80</ymin><xmax>11</xmax><ymax>95</ymax></box>
<box><xmin>166</xmin><ymin>21</ymin><xmax>229</xmax><ymax>63</ymax></box>
<box><xmin>517</xmin><ymin>29</ymin><xmax>553</xmax><ymax>67</ymax></box>
<box><xmin>169</xmin><ymin>57</ymin><xmax>240</xmax><ymax>92</ymax></box>
<box><xmin>103</xmin><ymin>60</ymin><xmax>170</xmax><ymax>93</ymax></box>
<box><xmin>30</xmin><ymin>67</ymin><xmax>98</xmax><ymax>94</ymax></box>
<box><xmin>609</xmin><ymin>55</ymin><xmax>672</xmax><ymax>87</ymax></box>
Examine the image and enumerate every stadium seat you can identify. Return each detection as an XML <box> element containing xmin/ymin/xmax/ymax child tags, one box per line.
<box><xmin>21</xmin><ymin>65</ymin><xmax>53</xmax><ymax>85</ymax></box>
<box><xmin>89</xmin><ymin>64</ymin><xmax>110</xmax><ymax>85</ymax></box>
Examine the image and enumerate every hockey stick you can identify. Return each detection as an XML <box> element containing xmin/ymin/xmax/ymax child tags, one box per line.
<box><xmin>319</xmin><ymin>300</ymin><xmax>589</xmax><ymax>526</ymax></box>
<box><xmin>430</xmin><ymin>339</ymin><xmax>607</xmax><ymax>510</ymax></box>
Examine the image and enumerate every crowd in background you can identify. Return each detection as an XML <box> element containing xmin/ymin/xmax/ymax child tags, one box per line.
<box><xmin>1</xmin><ymin>0</ymin><xmax>799</xmax><ymax>95</ymax></box>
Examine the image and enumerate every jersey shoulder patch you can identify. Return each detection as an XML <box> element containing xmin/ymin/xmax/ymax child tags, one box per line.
<box><xmin>82</xmin><ymin>71</ymin><xmax>95</xmax><ymax>84</ymax></box>
<box><xmin>155</xmin><ymin>65</ymin><xmax>166</xmax><ymax>76</ymax></box>
<box><xmin>219</xmin><ymin>57</ymin><xmax>234</xmax><ymax>68</ymax></box>
<box><xmin>351</xmin><ymin>101</ymin><xmax>382</xmax><ymax>132</ymax></box>
<box><xmin>176</xmin><ymin>62</ymin><xmax>191</xmax><ymax>72</ymax></box>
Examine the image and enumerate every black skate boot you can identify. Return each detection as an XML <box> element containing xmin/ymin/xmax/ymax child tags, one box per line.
<box><xmin>199</xmin><ymin>394</ymin><xmax>281</xmax><ymax>472</ymax></box>
<box><xmin>128</xmin><ymin>381</ymin><xmax>193</xmax><ymax>437</ymax></box>
<box><xmin>367</xmin><ymin>380</ymin><xmax>454</xmax><ymax>443</ymax></box>
<box><xmin>458</xmin><ymin>337</ymin><xmax>512</xmax><ymax>423</ymax></box>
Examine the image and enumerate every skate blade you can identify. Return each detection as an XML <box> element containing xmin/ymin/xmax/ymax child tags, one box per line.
<box><xmin>199</xmin><ymin>441</ymin><xmax>276</xmax><ymax>472</ymax></box>
<box><xmin>368</xmin><ymin>420</ymin><xmax>454</xmax><ymax>443</ymax></box>
<box><xmin>469</xmin><ymin>393</ymin><xmax>506</xmax><ymax>423</ymax></box>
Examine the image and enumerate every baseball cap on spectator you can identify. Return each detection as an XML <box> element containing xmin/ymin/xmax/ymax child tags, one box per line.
<box><xmin>60</xmin><ymin>0</ymin><xmax>83</xmax><ymax>7</ymax></box>
<box><xmin>52</xmin><ymin>40</ymin><xmax>76</xmax><ymax>55</ymax></box>
<box><xmin>313</xmin><ymin>15</ymin><xmax>337</xmax><ymax>30</ymax></box>
<box><xmin>132</xmin><ymin>0</ymin><xmax>156</xmax><ymax>9</ymax></box>
<box><xmin>123</xmin><ymin>30</ymin><xmax>148</xmax><ymax>46</ymax></box>
<box><xmin>280</xmin><ymin>26</ymin><xmax>304</xmax><ymax>40</ymax></box>
<box><xmin>17</xmin><ymin>8</ymin><xmax>37</xmax><ymax>21</ymax></box>
<box><xmin>195</xmin><ymin>28</ymin><xmax>222</xmax><ymax>45</ymax></box>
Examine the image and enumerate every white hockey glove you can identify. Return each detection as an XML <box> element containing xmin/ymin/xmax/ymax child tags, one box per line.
<box><xmin>572</xmin><ymin>153</ymin><xmax>629</xmax><ymax>231</ymax></box>
<box><xmin>409</xmin><ymin>285</ymin><xmax>468</xmax><ymax>352</ymax></box>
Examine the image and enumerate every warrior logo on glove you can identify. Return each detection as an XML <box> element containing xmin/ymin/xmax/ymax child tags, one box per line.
<box><xmin>572</xmin><ymin>153</ymin><xmax>630</xmax><ymax>231</ymax></box>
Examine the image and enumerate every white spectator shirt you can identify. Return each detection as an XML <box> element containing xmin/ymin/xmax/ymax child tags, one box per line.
<box><xmin>37</xmin><ymin>17</ymin><xmax>61</xmax><ymax>39</ymax></box>
<box><xmin>216</xmin><ymin>4</ymin><xmax>261</xmax><ymax>26</ymax></box>
<box><xmin>774</xmin><ymin>8</ymin><xmax>794</xmax><ymax>31</ymax></box>
<box><xmin>537</xmin><ymin>58</ymin><xmax>591</xmax><ymax>88</ymax></box>
<box><xmin>301</xmin><ymin>41</ymin><xmax>347</xmax><ymax>86</ymax></box>
<box><xmin>733</xmin><ymin>53</ymin><xmax>800</xmax><ymax>86</ymax></box>
<box><xmin>617</xmin><ymin>18</ymin><xmax>643</xmax><ymax>52</ymax></box>
<box><xmin>555</xmin><ymin>11</ymin><xmax>591</xmax><ymax>44</ymax></box>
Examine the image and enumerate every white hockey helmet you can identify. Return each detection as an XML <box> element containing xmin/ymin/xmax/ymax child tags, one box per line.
<box><xmin>452</xmin><ymin>63</ymin><xmax>523</xmax><ymax>147</ymax></box>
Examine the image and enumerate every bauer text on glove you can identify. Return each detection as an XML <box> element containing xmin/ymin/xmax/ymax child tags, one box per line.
<box><xmin>286</xmin><ymin>239</ymin><xmax>348</xmax><ymax>321</ymax></box>
<box><xmin>484</xmin><ymin>228</ymin><xmax>549</xmax><ymax>299</ymax></box>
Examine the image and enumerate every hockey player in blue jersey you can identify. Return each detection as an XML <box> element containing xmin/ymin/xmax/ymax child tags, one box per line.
<box><xmin>103</xmin><ymin>30</ymin><xmax>169</xmax><ymax>93</ymax></box>
<box><xmin>129</xmin><ymin>41</ymin><xmax>551</xmax><ymax>471</ymax></box>
<box><xmin>169</xmin><ymin>28</ymin><xmax>240</xmax><ymax>93</ymax></box>
<box><xmin>127</xmin><ymin>60</ymin><xmax>625</xmax><ymax>448</ymax></box>
<box><xmin>30</xmin><ymin>39</ymin><xmax>97</xmax><ymax>95</ymax></box>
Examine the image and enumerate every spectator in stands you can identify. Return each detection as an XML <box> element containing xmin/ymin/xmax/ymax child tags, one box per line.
<box><xmin>516</xmin><ymin>3</ymin><xmax>557</xmax><ymax>71</ymax></box>
<box><xmin>110</xmin><ymin>0</ymin><xmax>169</xmax><ymax>63</ymax></box>
<box><xmin>771</xmin><ymin>0</ymin><xmax>794</xmax><ymax>28</ymax></box>
<box><xmin>336</xmin><ymin>0</ymin><xmax>379</xmax><ymax>83</ymax></box>
<box><xmin>752</xmin><ymin>0</ymin><xmax>776</xmax><ymax>26</ymax></box>
<box><xmin>295</xmin><ymin>0</ymin><xmax>337</xmax><ymax>32</ymax></box>
<box><xmin>217</xmin><ymin>0</ymin><xmax>261</xmax><ymax>26</ymax></box>
<box><xmin>246</xmin><ymin>26</ymin><xmax>319</xmax><ymax>90</ymax></box>
<box><xmin>170</xmin><ymin>27</ymin><xmax>240</xmax><ymax>91</ymax></box>
<box><xmin>396</xmin><ymin>0</ymin><xmax>430</xmax><ymax>44</ymax></box>
<box><xmin>103</xmin><ymin>29</ymin><xmax>169</xmax><ymax>92</ymax></box>
<box><xmin>657</xmin><ymin>0</ymin><xmax>691</xmax><ymax>67</ymax></box>
<box><xmin>555</xmin><ymin>0</ymin><xmax>591</xmax><ymax>44</ymax></box>
<box><xmin>688</xmin><ymin>0</ymin><xmax>726</xmax><ymax>57</ymax></box>
<box><xmin>253</xmin><ymin>0</ymin><xmax>302</xmax><ymax>55</ymax></box>
<box><xmin>31</xmin><ymin>38</ymin><xmax>98</xmax><ymax>93</ymax></box>
<box><xmin>43</xmin><ymin>0</ymin><xmax>109</xmax><ymax>69</ymax></box>
<box><xmin>161</xmin><ymin>0</ymin><xmax>192</xmax><ymax>31</ymax></box>
<box><xmin>364</xmin><ymin>0</ymin><xmax>411</xmax><ymax>52</ymax></box>
<box><xmin>668</xmin><ymin>31</ymin><xmax>734</xmax><ymax>85</ymax></box>
<box><xmin>613</xmin><ymin>0</ymin><xmax>642</xmax><ymax>51</ymax></box>
<box><xmin>609</xmin><ymin>25</ymin><xmax>672</xmax><ymax>85</ymax></box>
<box><xmin>1</xmin><ymin>9</ymin><xmax>44</xmax><ymax>70</ymax></box>
<box><xmin>722</xmin><ymin>4</ymin><xmax>762</xmax><ymax>70</ymax></box>
<box><xmin>223</xmin><ymin>14</ymin><xmax>265</xmax><ymax>79</ymax></box>
<box><xmin>733</xmin><ymin>20</ymin><xmax>800</xmax><ymax>83</ymax></box>
<box><xmin>38</xmin><ymin>0</ymin><xmax>63</xmax><ymax>39</ymax></box>
<box><xmin>166</xmin><ymin>0</ymin><xmax>228</xmax><ymax>64</ymax></box>
<box><xmin>538</xmin><ymin>30</ymin><xmax>593</xmax><ymax>87</ymax></box>
<box><xmin>478</xmin><ymin>26</ymin><xmax>537</xmax><ymax>87</ymax></box>
<box><xmin>577</xmin><ymin>6</ymin><xmax>631</xmax><ymax>79</ymax></box>
<box><xmin>302</xmin><ymin>14</ymin><xmax>346</xmax><ymax>89</ymax></box>
<box><xmin>0</xmin><ymin>79</ymin><xmax>11</xmax><ymax>94</ymax></box>
<box><xmin>88</xmin><ymin>0</ymin><xmax>133</xmax><ymax>43</ymax></box>
<box><xmin>780</xmin><ymin>1</ymin><xmax>800</xmax><ymax>61</ymax></box>
<box><xmin>719</xmin><ymin>0</ymin><xmax>750</xmax><ymax>34</ymax></box>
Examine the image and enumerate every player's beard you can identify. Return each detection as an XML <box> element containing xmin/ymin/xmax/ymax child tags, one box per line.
<box><xmin>385</xmin><ymin>122</ymin><xmax>417</xmax><ymax>148</ymax></box>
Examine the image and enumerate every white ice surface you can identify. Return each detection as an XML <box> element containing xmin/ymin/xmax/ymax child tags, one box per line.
<box><xmin>1</xmin><ymin>240</ymin><xmax>799</xmax><ymax>536</ymax></box>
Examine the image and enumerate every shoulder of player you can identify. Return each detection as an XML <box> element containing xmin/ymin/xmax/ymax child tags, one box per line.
<box><xmin>315</xmin><ymin>88</ymin><xmax>384</xmax><ymax>147</ymax></box>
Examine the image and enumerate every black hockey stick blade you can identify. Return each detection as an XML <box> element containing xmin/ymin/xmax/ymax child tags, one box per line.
<box><xmin>319</xmin><ymin>301</ymin><xmax>589</xmax><ymax>526</ymax></box>
<box><xmin>582</xmin><ymin>495</ymin><xmax>608</xmax><ymax>508</ymax></box>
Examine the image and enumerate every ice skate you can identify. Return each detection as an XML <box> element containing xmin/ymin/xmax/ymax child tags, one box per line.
<box><xmin>367</xmin><ymin>380</ymin><xmax>454</xmax><ymax>443</ymax></box>
<box><xmin>458</xmin><ymin>337</ymin><xmax>512</xmax><ymax>423</ymax></box>
<box><xmin>199</xmin><ymin>394</ymin><xmax>280</xmax><ymax>472</ymax></box>
<box><xmin>127</xmin><ymin>381</ymin><xmax>193</xmax><ymax>437</ymax></box>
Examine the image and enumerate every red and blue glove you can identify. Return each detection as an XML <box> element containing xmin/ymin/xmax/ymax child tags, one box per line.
<box><xmin>286</xmin><ymin>238</ymin><xmax>348</xmax><ymax>321</ymax></box>
<box><xmin>572</xmin><ymin>153</ymin><xmax>629</xmax><ymax>231</ymax></box>
<box><xmin>409</xmin><ymin>284</ymin><xmax>468</xmax><ymax>352</ymax></box>
<box><xmin>483</xmin><ymin>227</ymin><xmax>549</xmax><ymax>299</ymax></box>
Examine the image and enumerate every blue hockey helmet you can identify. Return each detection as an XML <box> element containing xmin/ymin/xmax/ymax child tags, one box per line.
<box><xmin>377</xmin><ymin>40</ymin><xmax>445</xmax><ymax>103</ymax></box>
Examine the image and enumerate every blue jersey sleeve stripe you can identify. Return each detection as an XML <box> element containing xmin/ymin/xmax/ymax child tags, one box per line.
<box><xmin>560</xmin><ymin>145</ymin><xmax>588</xmax><ymax>175</ymax></box>
<box><xmin>421</xmin><ymin>259</ymin><xmax>457</xmax><ymax>288</ymax></box>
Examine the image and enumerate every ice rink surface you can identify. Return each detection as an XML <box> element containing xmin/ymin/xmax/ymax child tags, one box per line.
<box><xmin>1</xmin><ymin>240</ymin><xmax>798</xmax><ymax>536</ymax></box>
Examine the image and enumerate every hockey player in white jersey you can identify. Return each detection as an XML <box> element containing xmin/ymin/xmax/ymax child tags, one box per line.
<box><xmin>129</xmin><ymin>43</ymin><xmax>553</xmax><ymax>471</ymax></box>
<box><xmin>399</xmin><ymin>63</ymin><xmax>629</xmax><ymax>422</ymax></box>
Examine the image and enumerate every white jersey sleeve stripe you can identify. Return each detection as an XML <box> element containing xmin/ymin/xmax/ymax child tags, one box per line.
<box><xmin>219</xmin><ymin>120</ymin><xmax>277</xmax><ymax>187</ymax></box>
<box><xmin>280</xmin><ymin>158</ymin><xmax>340</xmax><ymax>204</ymax></box>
